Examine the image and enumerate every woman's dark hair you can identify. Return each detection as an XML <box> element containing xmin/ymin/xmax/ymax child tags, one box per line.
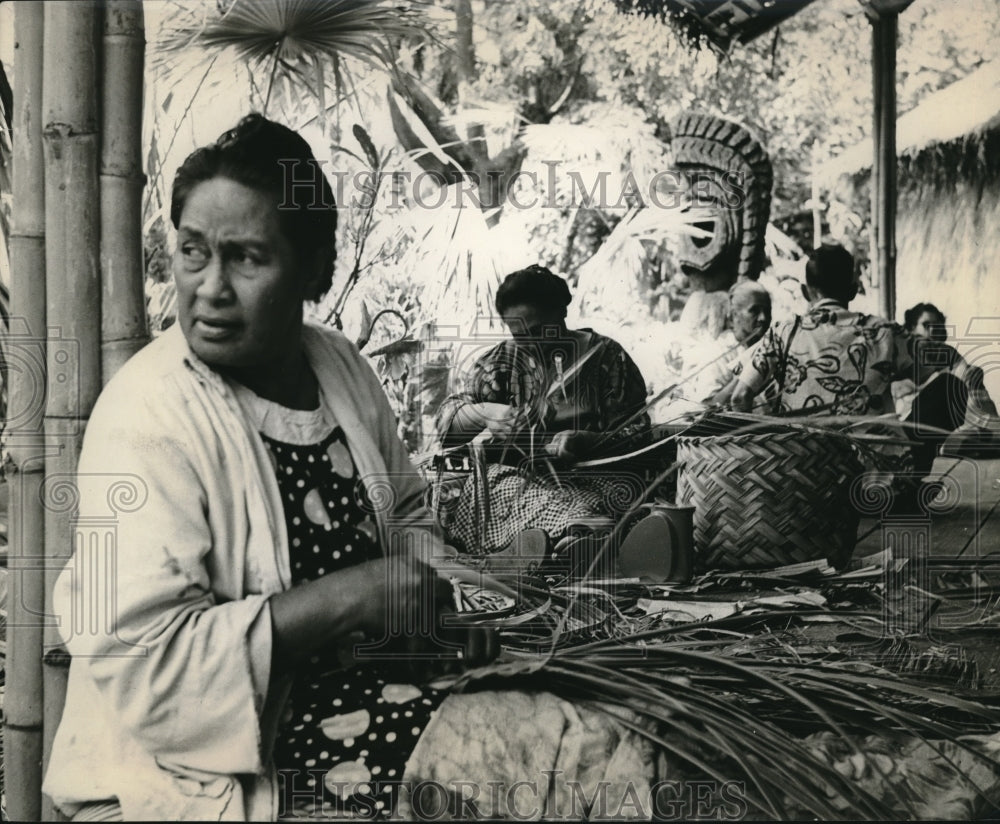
<box><xmin>904</xmin><ymin>302</ymin><xmax>946</xmax><ymax>331</ymax></box>
<box><xmin>495</xmin><ymin>264</ymin><xmax>572</xmax><ymax>317</ymax></box>
<box><xmin>170</xmin><ymin>113</ymin><xmax>337</xmax><ymax>302</ymax></box>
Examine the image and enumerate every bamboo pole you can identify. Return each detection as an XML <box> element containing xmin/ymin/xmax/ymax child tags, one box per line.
<box><xmin>6</xmin><ymin>4</ymin><xmax>47</xmax><ymax>818</ymax></box>
<box><xmin>101</xmin><ymin>0</ymin><xmax>148</xmax><ymax>380</ymax></box>
<box><xmin>870</xmin><ymin>10</ymin><xmax>898</xmax><ymax>320</ymax></box>
<box><xmin>876</xmin><ymin>12</ymin><xmax>897</xmax><ymax>322</ymax></box>
<box><xmin>868</xmin><ymin>11</ymin><xmax>882</xmax><ymax>300</ymax></box>
<box><xmin>41</xmin><ymin>3</ymin><xmax>102</xmax><ymax>819</ymax></box>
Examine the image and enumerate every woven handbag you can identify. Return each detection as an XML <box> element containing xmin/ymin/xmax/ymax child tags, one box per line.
<box><xmin>676</xmin><ymin>430</ymin><xmax>864</xmax><ymax>571</ymax></box>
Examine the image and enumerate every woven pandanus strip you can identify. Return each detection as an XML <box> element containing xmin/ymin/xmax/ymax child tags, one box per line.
<box><xmin>676</xmin><ymin>431</ymin><xmax>863</xmax><ymax>571</ymax></box>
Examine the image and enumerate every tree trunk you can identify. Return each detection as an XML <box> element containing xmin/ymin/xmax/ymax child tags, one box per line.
<box><xmin>453</xmin><ymin>0</ymin><xmax>485</xmax><ymax>154</ymax></box>
<box><xmin>454</xmin><ymin>0</ymin><xmax>476</xmax><ymax>98</ymax></box>
<box><xmin>41</xmin><ymin>3</ymin><xmax>102</xmax><ymax>818</ymax></box>
<box><xmin>6</xmin><ymin>2</ymin><xmax>47</xmax><ymax>819</ymax></box>
<box><xmin>101</xmin><ymin>0</ymin><xmax>148</xmax><ymax>380</ymax></box>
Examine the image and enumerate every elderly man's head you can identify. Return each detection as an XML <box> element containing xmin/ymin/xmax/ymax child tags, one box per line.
<box><xmin>729</xmin><ymin>281</ymin><xmax>772</xmax><ymax>346</ymax></box>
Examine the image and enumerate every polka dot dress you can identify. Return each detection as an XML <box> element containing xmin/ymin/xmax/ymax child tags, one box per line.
<box><xmin>249</xmin><ymin>399</ymin><xmax>444</xmax><ymax>821</ymax></box>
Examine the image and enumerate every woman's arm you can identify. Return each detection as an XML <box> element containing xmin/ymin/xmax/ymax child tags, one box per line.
<box><xmin>277</xmin><ymin>339</ymin><xmax>498</xmax><ymax>669</ymax></box>
<box><xmin>904</xmin><ymin>335</ymin><xmax>1000</xmax><ymax>426</ymax></box>
<box><xmin>439</xmin><ymin>400</ymin><xmax>519</xmax><ymax>445</ymax></box>
<box><xmin>303</xmin><ymin>338</ymin><xmax>501</xmax><ymax>671</ymax></box>
<box><xmin>435</xmin><ymin>342</ymin><xmax>524</xmax><ymax>447</ymax></box>
<box><xmin>598</xmin><ymin>340</ymin><xmax>651</xmax><ymax>437</ymax></box>
<box><xmin>268</xmin><ymin>554</ymin><xmax>451</xmax><ymax>670</ymax></box>
<box><xmin>544</xmin><ymin>429</ymin><xmax>602</xmax><ymax>461</ymax></box>
<box><xmin>731</xmin><ymin>333</ymin><xmax>778</xmax><ymax>413</ymax></box>
<box><xmin>709</xmin><ymin>374</ymin><xmax>740</xmax><ymax>407</ymax></box>
<box><xmin>57</xmin><ymin>392</ymin><xmax>277</xmax><ymax>775</ymax></box>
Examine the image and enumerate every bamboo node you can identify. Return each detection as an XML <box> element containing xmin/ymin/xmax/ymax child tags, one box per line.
<box><xmin>43</xmin><ymin>647</ymin><xmax>72</xmax><ymax>669</ymax></box>
<box><xmin>43</xmin><ymin>122</ymin><xmax>94</xmax><ymax>139</ymax></box>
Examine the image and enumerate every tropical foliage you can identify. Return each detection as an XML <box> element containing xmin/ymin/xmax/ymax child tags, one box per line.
<box><xmin>138</xmin><ymin>0</ymin><xmax>1000</xmax><ymax>450</ymax></box>
<box><xmin>145</xmin><ymin>0</ymin><xmax>1000</xmax><ymax>312</ymax></box>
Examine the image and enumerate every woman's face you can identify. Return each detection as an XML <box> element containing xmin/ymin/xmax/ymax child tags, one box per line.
<box><xmin>174</xmin><ymin>177</ymin><xmax>306</xmax><ymax>370</ymax></box>
<box><xmin>501</xmin><ymin>303</ymin><xmax>565</xmax><ymax>344</ymax></box>
<box><xmin>913</xmin><ymin>311</ymin><xmax>946</xmax><ymax>343</ymax></box>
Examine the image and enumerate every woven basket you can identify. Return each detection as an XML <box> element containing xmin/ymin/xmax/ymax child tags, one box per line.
<box><xmin>676</xmin><ymin>430</ymin><xmax>863</xmax><ymax>571</ymax></box>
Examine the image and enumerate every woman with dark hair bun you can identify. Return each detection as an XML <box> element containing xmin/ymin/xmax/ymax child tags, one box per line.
<box><xmin>170</xmin><ymin>113</ymin><xmax>338</xmax><ymax>303</ymax></box>
<box><xmin>436</xmin><ymin>265</ymin><xmax>650</xmax><ymax>555</ymax></box>
<box><xmin>44</xmin><ymin>114</ymin><xmax>498</xmax><ymax>821</ymax></box>
<box><xmin>494</xmin><ymin>263</ymin><xmax>573</xmax><ymax>317</ymax></box>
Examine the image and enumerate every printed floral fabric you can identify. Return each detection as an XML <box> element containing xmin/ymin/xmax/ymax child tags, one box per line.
<box><xmin>739</xmin><ymin>299</ymin><xmax>949</xmax><ymax>416</ymax></box>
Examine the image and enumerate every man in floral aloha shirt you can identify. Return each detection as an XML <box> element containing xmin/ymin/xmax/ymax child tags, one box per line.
<box><xmin>732</xmin><ymin>243</ymin><xmax>998</xmax><ymax>478</ymax></box>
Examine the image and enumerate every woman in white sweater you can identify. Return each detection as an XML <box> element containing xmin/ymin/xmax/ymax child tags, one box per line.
<box><xmin>44</xmin><ymin>114</ymin><xmax>496</xmax><ymax>821</ymax></box>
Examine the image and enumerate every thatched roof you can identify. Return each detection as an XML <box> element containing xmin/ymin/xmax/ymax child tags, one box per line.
<box><xmin>610</xmin><ymin>0</ymin><xmax>819</xmax><ymax>52</ymax></box>
<box><xmin>819</xmin><ymin>59</ymin><xmax>1000</xmax><ymax>184</ymax></box>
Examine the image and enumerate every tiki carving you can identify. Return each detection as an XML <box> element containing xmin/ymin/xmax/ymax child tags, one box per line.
<box><xmin>670</xmin><ymin>113</ymin><xmax>773</xmax><ymax>292</ymax></box>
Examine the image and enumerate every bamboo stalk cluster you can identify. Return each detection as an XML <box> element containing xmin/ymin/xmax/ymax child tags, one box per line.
<box><xmin>6</xmin><ymin>2</ymin><xmax>146</xmax><ymax>819</ymax></box>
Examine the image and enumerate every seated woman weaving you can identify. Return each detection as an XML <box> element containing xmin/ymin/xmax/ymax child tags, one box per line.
<box><xmin>435</xmin><ymin>265</ymin><xmax>651</xmax><ymax>554</ymax></box>
<box><xmin>893</xmin><ymin>301</ymin><xmax>999</xmax><ymax>465</ymax></box>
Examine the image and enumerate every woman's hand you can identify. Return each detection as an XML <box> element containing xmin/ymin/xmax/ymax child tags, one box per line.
<box><xmin>444</xmin><ymin>402</ymin><xmax>519</xmax><ymax>443</ymax></box>
<box><xmin>478</xmin><ymin>402</ymin><xmax>520</xmax><ymax>439</ymax></box>
<box><xmin>544</xmin><ymin>430</ymin><xmax>600</xmax><ymax>463</ymax></box>
<box><xmin>348</xmin><ymin>553</ymin><xmax>453</xmax><ymax>639</ymax></box>
<box><xmin>352</xmin><ymin>557</ymin><xmax>500</xmax><ymax>681</ymax></box>
<box><xmin>398</xmin><ymin>610</ymin><xmax>501</xmax><ymax>683</ymax></box>
<box><xmin>270</xmin><ymin>553</ymin><xmax>499</xmax><ymax>677</ymax></box>
<box><xmin>730</xmin><ymin>381</ymin><xmax>755</xmax><ymax>412</ymax></box>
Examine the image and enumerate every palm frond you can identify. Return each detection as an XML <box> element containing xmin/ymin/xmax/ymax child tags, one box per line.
<box><xmin>160</xmin><ymin>0</ymin><xmax>431</xmax><ymax>64</ymax></box>
<box><xmin>434</xmin><ymin>617</ymin><xmax>1000</xmax><ymax>818</ymax></box>
<box><xmin>391</xmin><ymin>189</ymin><xmax>532</xmax><ymax>325</ymax></box>
<box><xmin>156</xmin><ymin>0</ymin><xmax>434</xmax><ymax>114</ymax></box>
<box><xmin>426</xmin><ymin>399</ymin><xmax>1000</xmax><ymax>818</ymax></box>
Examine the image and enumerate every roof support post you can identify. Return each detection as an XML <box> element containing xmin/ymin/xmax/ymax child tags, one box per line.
<box><xmin>863</xmin><ymin>0</ymin><xmax>914</xmax><ymax>320</ymax></box>
<box><xmin>872</xmin><ymin>10</ymin><xmax>897</xmax><ymax>321</ymax></box>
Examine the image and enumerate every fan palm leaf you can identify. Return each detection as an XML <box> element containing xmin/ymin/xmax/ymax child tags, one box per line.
<box><xmin>392</xmin><ymin>188</ymin><xmax>530</xmax><ymax>325</ymax></box>
<box><xmin>157</xmin><ymin>0</ymin><xmax>432</xmax><ymax>112</ymax></box>
<box><xmin>160</xmin><ymin>0</ymin><xmax>430</xmax><ymax>66</ymax></box>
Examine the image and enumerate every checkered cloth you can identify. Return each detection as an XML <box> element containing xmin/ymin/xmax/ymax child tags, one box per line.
<box><xmin>438</xmin><ymin>463</ymin><xmax>626</xmax><ymax>554</ymax></box>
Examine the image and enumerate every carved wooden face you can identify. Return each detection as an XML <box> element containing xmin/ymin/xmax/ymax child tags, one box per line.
<box><xmin>676</xmin><ymin>169</ymin><xmax>742</xmax><ymax>292</ymax></box>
